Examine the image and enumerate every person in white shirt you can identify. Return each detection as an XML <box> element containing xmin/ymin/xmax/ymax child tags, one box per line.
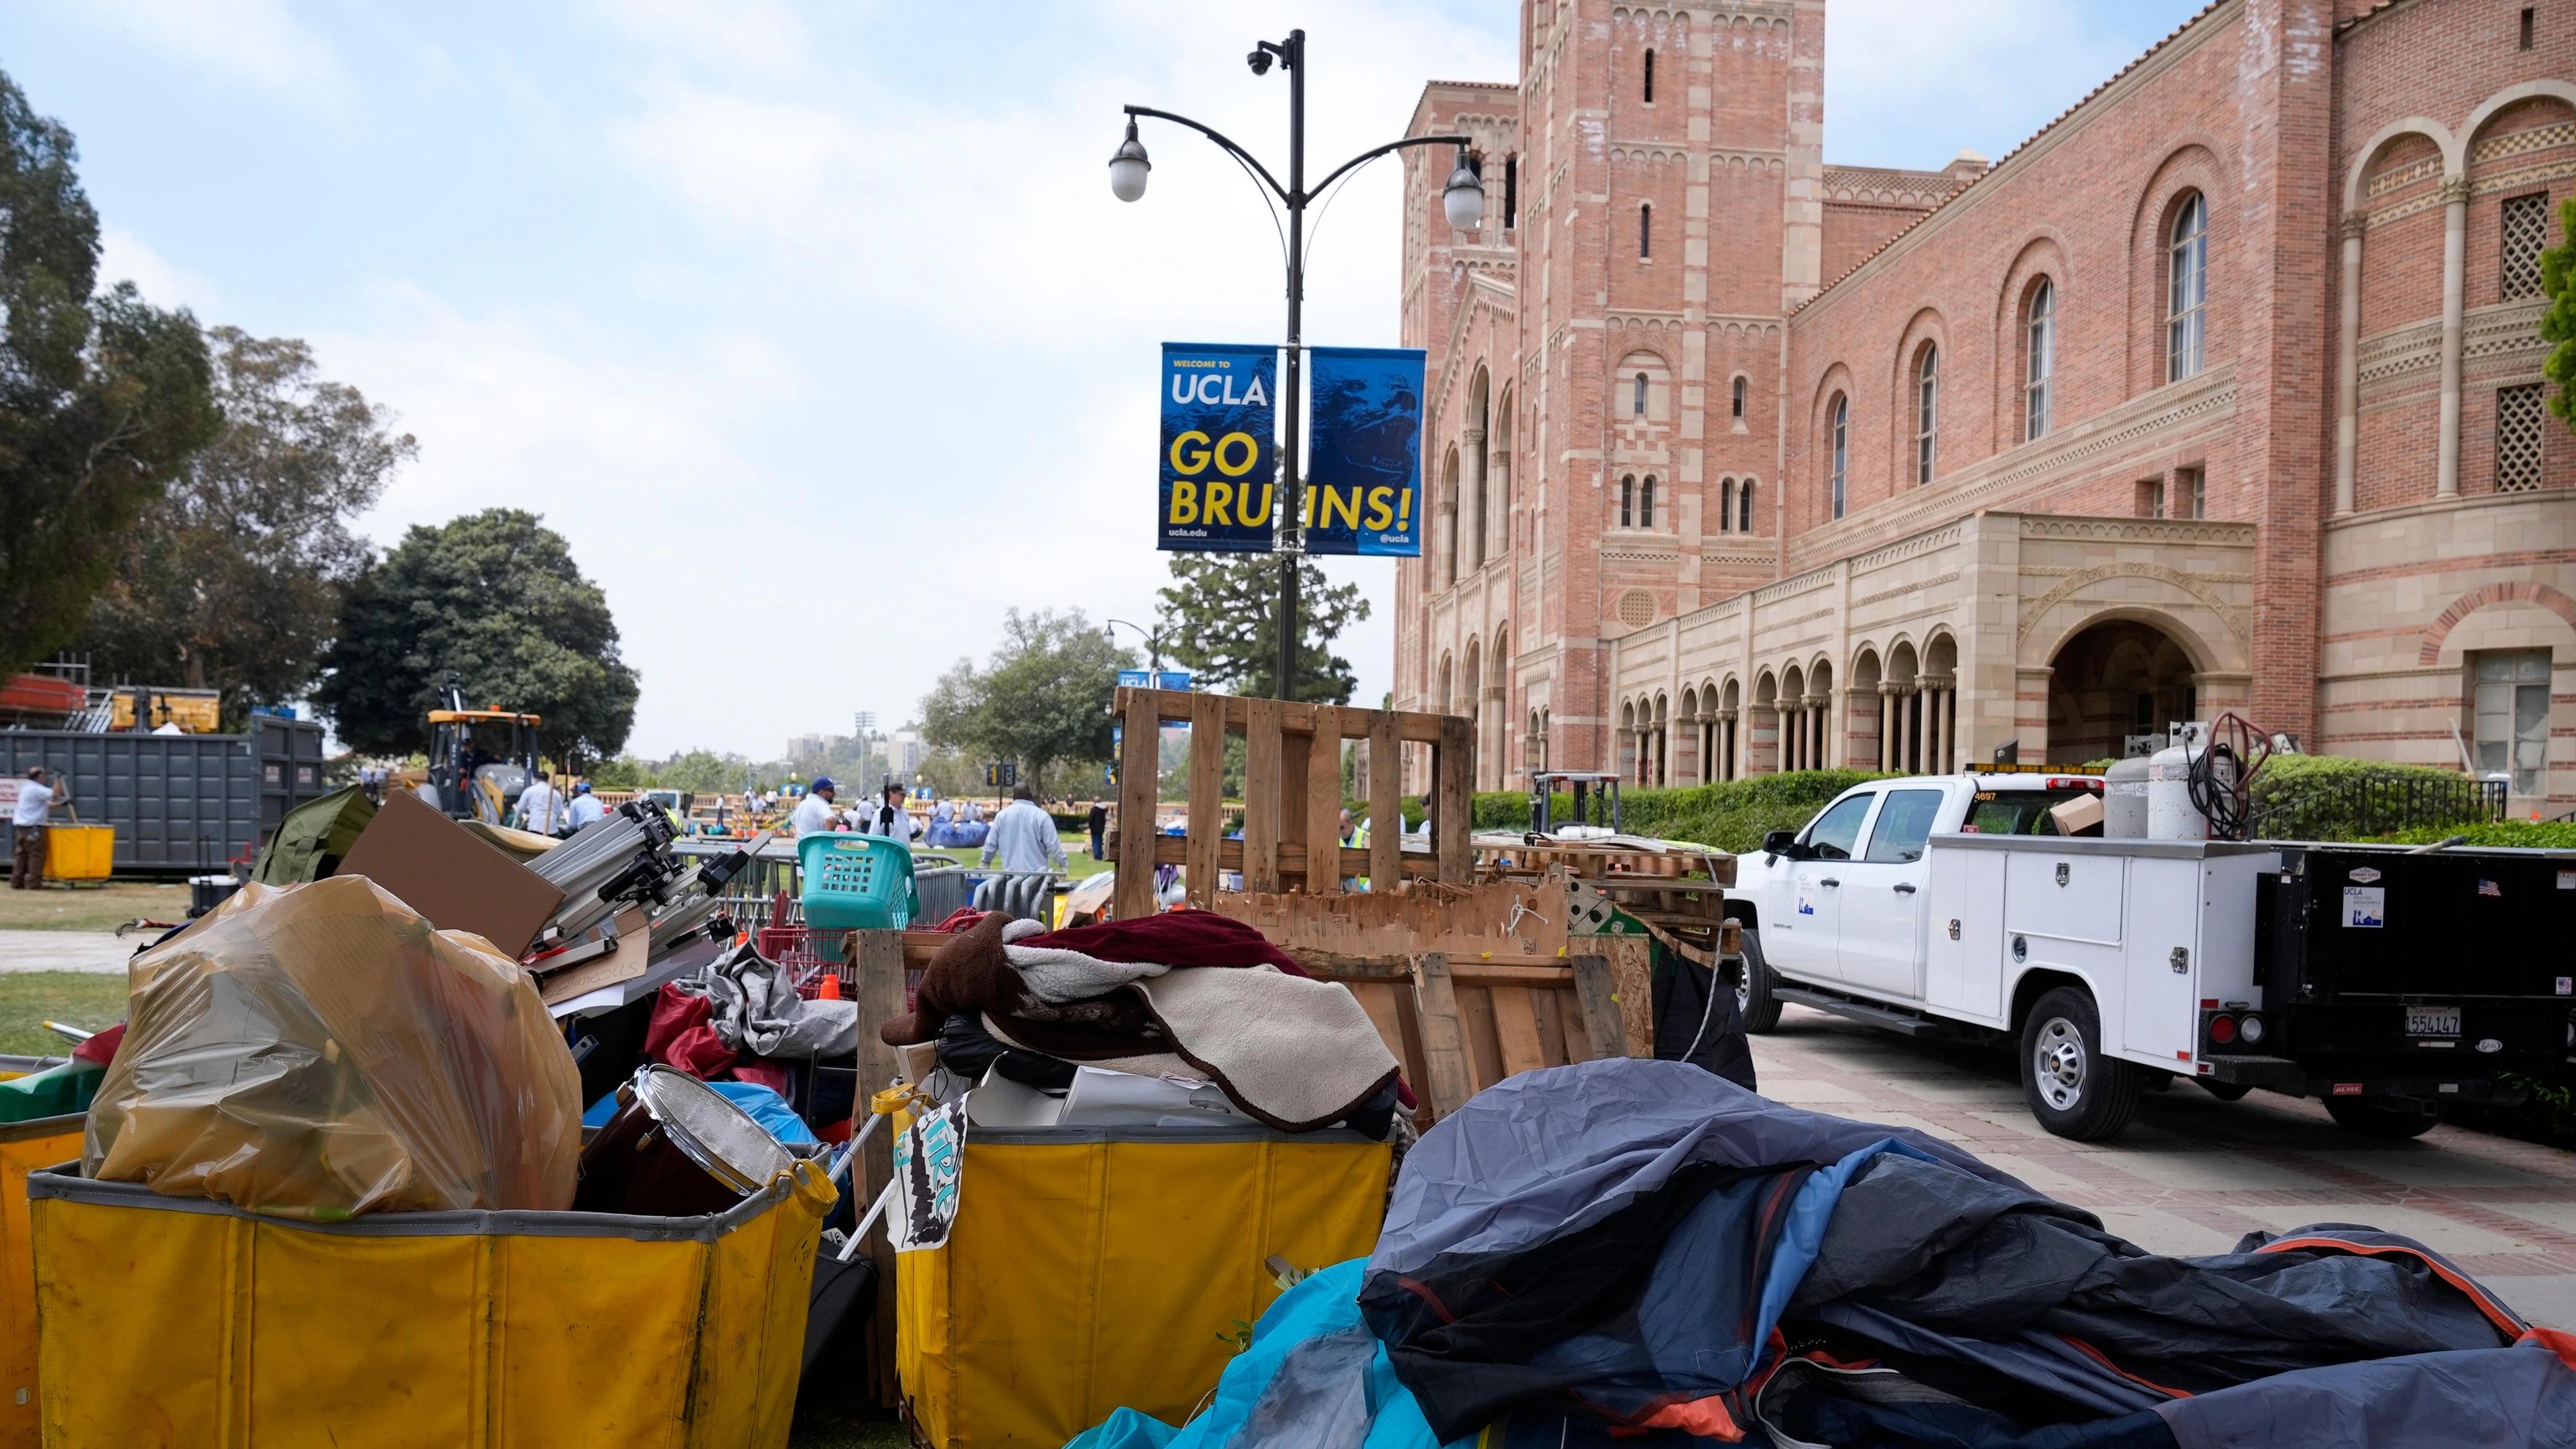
<box><xmin>787</xmin><ymin>777</ymin><xmax>839</xmax><ymax>837</ymax></box>
<box><xmin>514</xmin><ymin>776</ymin><xmax>568</xmax><ymax>836</ymax></box>
<box><xmin>564</xmin><ymin>780</ymin><xmax>605</xmax><ymax>832</ymax></box>
<box><xmin>11</xmin><ymin>767</ymin><xmax>65</xmax><ymax>891</ymax></box>
<box><xmin>981</xmin><ymin>786</ymin><xmax>1067</xmax><ymax>875</ymax></box>
<box><xmin>857</xmin><ymin>782</ymin><xmax>919</xmax><ymax>846</ymax></box>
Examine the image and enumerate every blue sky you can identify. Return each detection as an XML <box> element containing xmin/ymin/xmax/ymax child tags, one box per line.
<box><xmin>2</xmin><ymin>0</ymin><xmax>2205</xmax><ymax>758</ymax></box>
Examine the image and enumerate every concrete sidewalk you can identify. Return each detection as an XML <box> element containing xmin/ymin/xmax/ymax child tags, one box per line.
<box><xmin>1755</xmin><ymin>1004</ymin><xmax>2576</xmax><ymax>1331</ymax></box>
<box><xmin>0</xmin><ymin>931</ymin><xmax>133</xmax><ymax>974</ymax></box>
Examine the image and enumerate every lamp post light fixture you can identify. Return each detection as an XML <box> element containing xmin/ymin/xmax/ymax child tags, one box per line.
<box><xmin>1104</xmin><ymin>617</ymin><xmax>1166</xmax><ymax>676</ymax></box>
<box><xmin>1113</xmin><ymin>29</ymin><xmax>1479</xmax><ymax>701</ymax></box>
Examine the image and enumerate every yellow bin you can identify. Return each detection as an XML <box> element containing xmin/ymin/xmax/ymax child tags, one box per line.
<box><xmin>0</xmin><ymin>1114</ymin><xmax>82</xmax><ymax>1449</ymax></box>
<box><xmin>41</xmin><ymin>827</ymin><xmax>111</xmax><ymax>886</ymax></box>
<box><xmin>897</xmin><ymin>1124</ymin><xmax>1390</xmax><ymax>1449</ymax></box>
<box><xmin>30</xmin><ymin>1158</ymin><xmax>837</xmax><ymax>1448</ymax></box>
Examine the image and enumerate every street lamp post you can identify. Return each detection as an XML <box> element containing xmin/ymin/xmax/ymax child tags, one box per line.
<box><xmin>1104</xmin><ymin>617</ymin><xmax>1166</xmax><ymax>676</ymax></box>
<box><xmin>1114</xmin><ymin>29</ymin><xmax>1483</xmax><ymax>701</ymax></box>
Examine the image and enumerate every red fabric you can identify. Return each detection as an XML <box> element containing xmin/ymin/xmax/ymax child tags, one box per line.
<box><xmin>2521</xmin><ymin>1327</ymin><xmax>2576</xmax><ymax>1370</ymax></box>
<box><xmin>728</xmin><ymin>1059</ymin><xmax>791</xmax><ymax>1096</ymax></box>
<box><xmin>644</xmin><ymin>983</ymin><xmax>736</xmax><ymax>1078</ymax></box>
<box><xmin>72</xmin><ymin>1022</ymin><xmax>125</xmax><ymax>1066</ymax></box>
<box><xmin>1017</xmin><ymin>910</ymin><xmax>1307</xmax><ymax>975</ymax></box>
<box><xmin>815</xmin><ymin>1116</ymin><xmax>853</xmax><ymax>1145</ymax></box>
<box><xmin>929</xmin><ymin>907</ymin><xmax>993</xmax><ymax>933</ymax></box>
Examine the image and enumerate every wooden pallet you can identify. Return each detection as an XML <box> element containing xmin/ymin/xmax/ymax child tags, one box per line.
<box><xmin>1109</xmin><ymin>687</ymin><xmax>1474</xmax><ymax>920</ymax></box>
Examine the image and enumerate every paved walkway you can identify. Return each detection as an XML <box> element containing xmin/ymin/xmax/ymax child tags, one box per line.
<box><xmin>1755</xmin><ymin>1004</ymin><xmax>2576</xmax><ymax>1330</ymax></box>
<box><xmin>0</xmin><ymin>931</ymin><xmax>132</xmax><ymax>974</ymax></box>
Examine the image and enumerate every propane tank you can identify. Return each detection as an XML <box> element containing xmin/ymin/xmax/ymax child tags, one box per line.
<box><xmin>2146</xmin><ymin>745</ymin><xmax>2203</xmax><ymax>840</ymax></box>
<box><xmin>2104</xmin><ymin>755</ymin><xmax>2152</xmax><ymax>838</ymax></box>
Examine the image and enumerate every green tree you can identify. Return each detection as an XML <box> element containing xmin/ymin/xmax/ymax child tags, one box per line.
<box><xmin>2545</xmin><ymin>198</ymin><xmax>2576</xmax><ymax>431</ymax></box>
<box><xmin>0</xmin><ymin>70</ymin><xmax>220</xmax><ymax>678</ymax></box>
<box><xmin>919</xmin><ymin>608</ymin><xmax>1131</xmax><ymax>795</ymax></box>
<box><xmin>1153</xmin><ymin>554</ymin><xmax>1370</xmax><ymax>704</ymax></box>
<box><xmin>78</xmin><ymin>329</ymin><xmax>415</xmax><ymax>722</ymax></box>
<box><xmin>314</xmin><ymin>509</ymin><xmax>641</xmax><ymax>766</ymax></box>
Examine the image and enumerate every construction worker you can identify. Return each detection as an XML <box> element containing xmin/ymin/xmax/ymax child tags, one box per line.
<box><xmin>10</xmin><ymin>766</ymin><xmax>65</xmax><ymax>891</ymax></box>
<box><xmin>515</xmin><ymin>774</ymin><xmax>568</xmax><ymax>836</ymax></box>
<box><xmin>564</xmin><ymin>779</ymin><xmax>605</xmax><ymax>832</ymax></box>
<box><xmin>787</xmin><ymin>776</ymin><xmax>839</xmax><ymax>837</ymax></box>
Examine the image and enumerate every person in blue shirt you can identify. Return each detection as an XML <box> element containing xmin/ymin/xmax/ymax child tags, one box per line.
<box><xmin>565</xmin><ymin>779</ymin><xmax>606</xmax><ymax>832</ymax></box>
<box><xmin>981</xmin><ymin>785</ymin><xmax>1067</xmax><ymax>874</ymax></box>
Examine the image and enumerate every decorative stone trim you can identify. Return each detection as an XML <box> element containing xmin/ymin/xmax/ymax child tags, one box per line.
<box><xmin>2015</xmin><ymin>562</ymin><xmax>2250</xmax><ymax>645</ymax></box>
<box><xmin>2017</xmin><ymin>516</ymin><xmax>2255</xmax><ymax>545</ymax></box>
<box><xmin>2418</xmin><ymin>581</ymin><xmax>2576</xmax><ymax>665</ymax></box>
<box><xmin>1853</xmin><ymin>571</ymin><xmax>1961</xmax><ymax>607</ymax></box>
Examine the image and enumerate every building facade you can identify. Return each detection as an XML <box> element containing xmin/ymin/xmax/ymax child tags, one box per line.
<box><xmin>1394</xmin><ymin>0</ymin><xmax>2576</xmax><ymax>812</ymax></box>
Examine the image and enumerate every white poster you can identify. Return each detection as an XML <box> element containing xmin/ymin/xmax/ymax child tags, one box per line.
<box><xmin>2343</xmin><ymin>885</ymin><xmax>2386</xmax><ymax>929</ymax></box>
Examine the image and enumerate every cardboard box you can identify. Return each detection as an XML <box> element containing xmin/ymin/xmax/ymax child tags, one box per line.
<box><xmin>335</xmin><ymin>792</ymin><xmax>565</xmax><ymax>957</ymax></box>
<box><xmin>2048</xmin><ymin>792</ymin><xmax>2106</xmax><ymax>837</ymax></box>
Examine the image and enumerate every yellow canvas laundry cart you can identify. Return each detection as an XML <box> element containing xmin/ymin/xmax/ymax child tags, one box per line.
<box><xmin>896</xmin><ymin>1122</ymin><xmax>1389</xmax><ymax>1449</ymax></box>
<box><xmin>41</xmin><ymin>825</ymin><xmax>111</xmax><ymax>886</ymax></box>
<box><xmin>29</xmin><ymin>1158</ymin><xmax>836</xmax><ymax>1449</ymax></box>
<box><xmin>0</xmin><ymin>1112</ymin><xmax>82</xmax><ymax>1449</ymax></box>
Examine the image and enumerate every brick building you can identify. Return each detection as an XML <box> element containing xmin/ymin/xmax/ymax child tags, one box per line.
<box><xmin>1392</xmin><ymin>0</ymin><xmax>2576</xmax><ymax>812</ymax></box>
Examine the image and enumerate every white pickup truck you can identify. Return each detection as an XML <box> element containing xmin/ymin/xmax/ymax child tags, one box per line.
<box><xmin>1728</xmin><ymin>768</ymin><xmax>2576</xmax><ymax>1141</ymax></box>
<box><xmin>1729</xmin><ymin>769</ymin><xmax>2261</xmax><ymax>1140</ymax></box>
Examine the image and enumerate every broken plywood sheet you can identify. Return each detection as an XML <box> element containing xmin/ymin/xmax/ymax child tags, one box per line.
<box><xmin>1213</xmin><ymin>875</ymin><xmax>1566</xmax><ymax>964</ymax></box>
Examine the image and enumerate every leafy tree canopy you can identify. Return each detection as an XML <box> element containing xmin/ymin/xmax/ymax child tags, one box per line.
<box><xmin>1154</xmin><ymin>553</ymin><xmax>1370</xmax><ymax>704</ymax></box>
<box><xmin>78</xmin><ymin>328</ymin><xmax>414</xmax><ymax>722</ymax></box>
<box><xmin>919</xmin><ymin>608</ymin><xmax>1131</xmax><ymax>795</ymax></box>
<box><xmin>0</xmin><ymin>69</ymin><xmax>219</xmax><ymax>677</ymax></box>
<box><xmin>2545</xmin><ymin>198</ymin><xmax>2576</xmax><ymax>432</ymax></box>
<box><xmin>314</xmin><ymin>509</ymin><xmax>640</xmax><ymax>766</ymax></box>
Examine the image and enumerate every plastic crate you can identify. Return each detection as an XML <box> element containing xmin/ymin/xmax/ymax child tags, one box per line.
<box><xmin>796</xmin><ymin>834</ymin><xmax>916</xmax><ymax>930</ymax></box>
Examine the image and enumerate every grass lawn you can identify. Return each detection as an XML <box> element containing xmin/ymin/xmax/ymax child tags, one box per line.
<box><xmin>912</xmin><ymin>833</ymin><xmax>1112</xmax><ymax>880</ymax></box>
<box><xmin>0</xmin><ymin>973</ymin><xmax>129</xmax><ymax>1056</ymax></box>
<box><xmin>0</xmin><ymin>881</ymin><xmax>188</xmax><ymax>932</ymax></box>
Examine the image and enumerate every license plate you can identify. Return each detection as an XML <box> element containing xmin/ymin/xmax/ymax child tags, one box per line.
<box><xmin>2404</xmin><ymin>1005</ymin><xmax>2461</xmax><ymax>1037</ymax></box>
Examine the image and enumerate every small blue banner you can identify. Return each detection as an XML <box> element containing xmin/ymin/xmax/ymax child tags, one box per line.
<box><xmin>1303</xmin><ymin>345</ymin><xmax>1426</xmax><ymax>557</ymax></box>
<box><xmin>1159</xmin><ymin>343</ymin><xmax>1276</xmax><ymax>553</ymax></box>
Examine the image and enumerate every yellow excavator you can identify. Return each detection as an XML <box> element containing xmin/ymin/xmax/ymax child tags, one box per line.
<box><xmin>426</xmin><ymin>673</ymin><xmax>542</xmax><ymax>824</ymax></box>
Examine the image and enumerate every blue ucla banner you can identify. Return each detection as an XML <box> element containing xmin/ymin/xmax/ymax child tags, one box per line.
<box><xmin>1159</xmin><ymin>343</ymin><xmax>1276</xmax><ymax>553</ymax></box>
<box><xmin>1302</xmin><ymin>345</ymin><xmax>1426</xmax><ymax>557</ymax></box>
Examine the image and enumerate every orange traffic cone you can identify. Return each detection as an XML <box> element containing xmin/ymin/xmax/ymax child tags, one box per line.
<box><xmin>817</xmin><ymin>973</ymin><xmax>843</xmax><ymax>1000</ymax></box>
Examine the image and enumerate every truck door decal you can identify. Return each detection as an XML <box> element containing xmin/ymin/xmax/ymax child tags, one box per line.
<box><xmin>2343</xmin><ymin>885</ymin><xmax>2386</xmax><ymax>929</ymax></box>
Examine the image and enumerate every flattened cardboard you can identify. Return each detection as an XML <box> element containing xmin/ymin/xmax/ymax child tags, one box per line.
<box><xmin>333</xmin><ymin>791</ymin><xmax>565</xmax><ymax>957</ymax></box>
<box><xmin>538</xmin><ymin>906</ymin><xmax>650</xmax><ymax>1005</ymax></box>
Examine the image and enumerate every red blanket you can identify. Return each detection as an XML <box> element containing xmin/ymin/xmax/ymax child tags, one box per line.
<box><xmin>1015</xmin><ymin>909</ymin><xmax>1306</xmax><ymax>975</ymax></box>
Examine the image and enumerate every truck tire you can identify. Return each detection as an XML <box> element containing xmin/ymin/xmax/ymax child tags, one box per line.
<box><xmin>2019</xmin><ymin>987</ymin><xmax>2141</xmax><ymax>1140</ymax></box>
<box><xmin>2324</xmin><ymin>1094</ymin><xmax>2442</xmax><ymax>1139</ymax></box>
<box><xmin>1736</xmin><ymin>927</ymin><xmax>1783</xmax><ymax>1035</ymax></box>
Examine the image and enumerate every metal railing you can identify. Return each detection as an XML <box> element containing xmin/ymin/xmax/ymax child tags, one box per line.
<box><xmin>2248</xmin><ymin>772</ymin><xmax>2509</xmax><ymax>842</ymax></box>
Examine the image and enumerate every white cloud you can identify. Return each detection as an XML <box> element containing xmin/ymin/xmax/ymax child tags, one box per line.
<box><xmin>74</xmin><ymin>0</ymin><xmax>351</xmax><ymax>107</ymax></box>
<box><xmin>96</xmin><ymin>227</ymin><xmax>221</xmax><ymax>313</ymax></box>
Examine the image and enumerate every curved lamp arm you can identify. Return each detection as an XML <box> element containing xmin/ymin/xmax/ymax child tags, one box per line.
<box><xmin>1123</xmin><ymin>105</ymin><xmax>1289</xmax><ymax>202</ymax></box>
<box><xmin>1308</xmin><ymin>133</ymin><xmax>1472</xmax><ymax>200</ymax></box>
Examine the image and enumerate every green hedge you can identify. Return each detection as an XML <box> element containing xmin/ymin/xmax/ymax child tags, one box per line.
<box><xmin>2363</xmin><ymin>820</ymin><xmax>2576</xmax><ymax>849</ymax></box>
<box><xmin>2247</xmin><ymin>754</ymin><xmax>2502</xmax><ymax>839</ymax></box>
<box><xmin>1440</xmin><ymin>770</ymin><xmax>1895</xmax><ymax>854</ymax></box>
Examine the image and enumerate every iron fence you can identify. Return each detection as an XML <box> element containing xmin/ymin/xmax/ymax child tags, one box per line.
<box><xmin>2248</xmin><ymin>772</ymin><xmax>2509</xmax><ymax>842</ymax></box>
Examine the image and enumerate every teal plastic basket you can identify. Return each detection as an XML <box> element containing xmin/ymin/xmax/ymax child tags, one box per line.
<box><xmin>797</xmin><ymin>833</ymin><xmax>918</xmax><ymax>930</ymax></box>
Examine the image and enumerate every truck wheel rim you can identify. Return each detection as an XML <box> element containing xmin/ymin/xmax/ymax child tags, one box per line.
<box><xmin>1735</xmin><ymin>966</ymin><xmax>1752</xmax><ymax>1013</ymax></box>
<box><xmin>2034</xmin><ymin>1017</ymin><xmax>2086</xmax><ymax>1111</ymax></box>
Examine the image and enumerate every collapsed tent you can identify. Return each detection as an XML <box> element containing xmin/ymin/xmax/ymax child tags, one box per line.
<box><xmin>1096</xmin><ymin>1058</ymin><xmax>2574</xmax><ymax>1448</ymax></box>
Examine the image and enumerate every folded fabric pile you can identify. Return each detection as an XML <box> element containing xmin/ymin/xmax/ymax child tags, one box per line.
<box><xmin>1074</xmin><ymin>1057</ymin><xmax>2575</xmax><ymax>1448</ymax></box>
<box><xmin>880</xmin><ymin>911</ymin><xmax>1400</xmax><ymax>1134</ymax></box>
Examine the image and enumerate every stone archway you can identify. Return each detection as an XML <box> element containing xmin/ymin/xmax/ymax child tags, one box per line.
<box><xmin>2045</xmin><ymin>618</ymin><xmax>2199</xmax><ymax>764</ymax></box>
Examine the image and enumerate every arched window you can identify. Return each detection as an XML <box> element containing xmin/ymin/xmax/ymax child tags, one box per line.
<box><xmin>1828</xmin><ymin>395</ymin><xmax>1848</xmax><ymax>520</ymax></box>
<box><xmin>2167</xmin><ymin>193</ymin><xmax>2207</xmax><ymax>382</ymax></box>
<box><xmin>1731</xmin><ymin>375</ymin><xmax>1747</xmax><ymax>420</ymax></box>
<box><xmin>1720</xmin><ymin>477</ymin><xmax>1736</xmax><ymax>532</ymax></box>
<box><xmin>1914</xmin><ymin>345</ymin><xmax>1939</xmax><ymax>486</ymax></box>
<box><xmin>1633</xmin><ymin>371</ymin><xmax>1649</xmax><ymax>417</ymax></box>
<box><xmin>1639</xmin><ymin>203</ymin><xmax>1652</xmax><ymax>259</ymax></box>
<box><xmin>1639</xmin><ymin>475</ymin><xmax>1657</xmax><ymax>528</ymax></box>
<box><xmin>1740</xmin><ymin>478</ymin><xmax>1756</xmax><ymax>531</ymax></box>
<box><xmin>1642</xmin><ymin>48</ymin><xmax>1654</xmax><ymax>102</ymax></box>
<box><xmin>1619</xmin><ymin>475</ymin><xmax>1635</xmax><ymax>527</ymax></box>
<box><xmin>2025</xmin><ymin>278</ymin><xmax>2054</xmax><ymax>441</ymax></box>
